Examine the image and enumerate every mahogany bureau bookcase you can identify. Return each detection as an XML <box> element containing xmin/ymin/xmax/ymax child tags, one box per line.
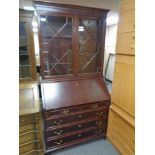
<box><xmin>34</xmin><ymin>1</ymin><xmax>111</xmax><ymax>154</ymax></box>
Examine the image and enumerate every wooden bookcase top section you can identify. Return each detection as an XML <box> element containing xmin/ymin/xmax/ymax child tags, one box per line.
<box><xmin>35</xmin><ymin>1</ymin><xmax>109</xmax><ymax>81</ymax></box>
<box><xmin>41</xmin><ymin>78</ymin><xmax>110</xmax><ymax>110</ymax></box>
<box><xmin>34</xmin><ymin>1</ymin><xmax>109</xmax><ymax>14</ymax></box>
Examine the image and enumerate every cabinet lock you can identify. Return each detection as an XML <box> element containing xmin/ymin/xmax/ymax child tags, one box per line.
<box><xmin>61</xmin><ymin>109</ymin><xmax>69</xmax><ymax>115</ymax></box>
<box><xmin>78</xmin><ymin>114</ymin><xmax>82</xmax><ymax>118</ymax></box>
<box><xmin>91</xmin><ymin>104</ymin><xmax>98</xmax><ymax>109</ymax></box>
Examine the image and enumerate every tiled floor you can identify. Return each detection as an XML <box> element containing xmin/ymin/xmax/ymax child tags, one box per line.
<box><xmin>51</xmin><ymin>139</ymin><xmax>120</xmax><ymax>155</ymax></box>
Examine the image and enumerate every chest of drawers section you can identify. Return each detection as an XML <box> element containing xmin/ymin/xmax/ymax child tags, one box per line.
<box><xmin>19</xmin><ymin>113</ymin><xmax>44</xmax><ymax>155</ymax></box>
<box><xmin>44</xmin><ymin>101</ymin><xmax>109</xmax><ymax>153</ymax></box>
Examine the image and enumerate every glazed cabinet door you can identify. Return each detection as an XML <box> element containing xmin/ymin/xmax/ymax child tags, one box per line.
<box><xmin>77</xmin><ymin>15</ymin><xmax>105</xmax><ymax>76</ymax></box>
<box><xmin>39</xmin><ymin>13</ymin><xmax>74</xmax><ymax>80</ymax></box>
<box><xmin>19</xmin><ymin>10</ymin><xmax>37</xmax><ymax>82</ymax></box>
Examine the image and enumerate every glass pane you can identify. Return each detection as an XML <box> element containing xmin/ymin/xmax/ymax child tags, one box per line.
<box><xmin>40</xmin><ymin>15</ymin><xmax>73</xmax><ymax>78</ymax></box>
<box><xmin>19</xmin><ymin>22</ymin><xmax>31</xmax><ymax>78</ymax></box>
<box><xmin>78</xmin><ymin>17</ymin><xmax>102</xmax><ymax>74</ymax></box>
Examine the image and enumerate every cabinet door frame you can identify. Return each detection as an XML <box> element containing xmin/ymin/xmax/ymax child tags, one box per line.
<box><xmin>19</xmin><ymin>9</ymin><xmax>37</xmax><ymax>83</ymax></box>
<box><xmin>38</xmin><ymin>12</ymin><xmax>76</xmax><ymax>80</ymax></box>
<box><xmin>36</xmin><ymin>3</ymin><xmax>108</xmax><ymax>81</ymax></box>
<box><xmin>76</xmin><ymin>14</ymin><xmax>106</xmax><ymax>78</ymax></box>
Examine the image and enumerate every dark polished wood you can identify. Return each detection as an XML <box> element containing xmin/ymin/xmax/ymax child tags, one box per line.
<box><xmin>43</xmin><ymin>99</ymin><xmax>109</xmax><ymax>152</ymax></box>
<box><xmin>42</xmin><ymin>78</ymin><xmax>110</xmax><ymax>110</ymax></box>
<box><xmin>45</xmin><ymin>135</ymin><xmax>106</xmax><ymax>154</ymax></box>
<box><xmin>35</xmin><ymin>1</ymin><xmax>108</xmax><ymax>81</ymax></box>
<box><xmin>45</xmin><ymin>108</ymin><xmax>108</xmax><ymax>128</ymax></box>
<box><xmin>35</xmin><ymin>1</ymin><xmax>109</xmax><ymax>15</ymax></box>
<box><xmin>45</xmin><ymin>101</ymin><xmax>108</xmax><ymax>118</ymax></box>
<box><xmin>45</xmin><ymin>127</ymin><xmax>105</xmax><ymax>153</ymax></box>
<box><xmin>35</xmin><ymin>1</ymin><xmax>110</xmax><ymax>154</ymax></box>
<box><xmin>46</xmin><ymin>118</ymin><xmax>106</xmax><ymax>138</ymax></box>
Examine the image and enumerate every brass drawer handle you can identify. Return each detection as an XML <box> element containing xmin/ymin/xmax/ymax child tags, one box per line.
<box><xmin>78</xmin><ymin>114</ymin><xmax>82</xmax><ymax>118</ymax></box>
<box><xmin>21</xmin><ymin>119</ymin><xmax>25</xmax><ymax>122</ymax></box>
<box><xmin>95</xmin><ymin>130</ymin><xmax>98</xmax><ymax>134</ymax></box>
<box><xmin>61</xmin><ymin>109</ymin><xmax>69</xmax><ymax>115</ymax></box>
<box><xmin>78</xmin><ymin>124</ymin><xmax>82</xmax><ymax>128</ymax></box>
<box><xmin>78</xmin><ymin>134</ymin><xmax>82</xmax><ymax>137</ymax></box>
<box><xmin>95</xmin><ymin>129</ymin><xmax>103</xmax><ymax>134</ymax></box>
<box><xmin>96</xmin><ymin>112</ymin><xmax>103</xmax><ymax>116</ymax></box>
<box><xmin>91</xmin><ymin>104</ymin><xmax>98</xmax><ymax>109</ymax></box>
<box><xmin>54</xmin><ymin>130</ymin><xmax>63</xmax><ymax>135</ymax></box>
<box><xmin>35</xmin><ymin>116</ymin><xmax>38</xmax><ymax>121</ymax></box>
<box><xmin>54</xmin><ymin>139</ymin><xmax>63</xmax><ymax>145</ymax></box>
<box><xmin>96</xmin><ymin>121</ymin><xmax>103</xmax><ymax>126</ymax></box>
<box><xmin>54</xmin><ymin>120</ymin><xmax>62</xmax><ymax>125</ymax></box>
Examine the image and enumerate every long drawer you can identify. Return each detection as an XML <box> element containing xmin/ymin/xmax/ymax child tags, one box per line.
<box><xmin>119</xmin><ymin>9</ymin><xmax>135</xmax><ymax>24</ymax></box>
<box><xmin>108</xmin><ymin>109</ymin><xmax>135</xmax><ymax>154</ymax></box>
<box><xmin>120</xmin><ymin>0</ymin><xmax>134</xmax><ymax>13</ymax></box>
<box><xmin>117</xmin><ymin>10</ymin><xmax>135</xmax><ymax>33</ymax></box>
<box><xmin>46</xmin><ymin>118</ymin><xmax>107</xmax><ymax>138</ymax></box>
<box><xmin>19</xmin><ymin>131</ymin><xmax>38</xmax><ymax>145</ymax></box>
<box><xmin>45</xmin><ymin>108</ymin><xmax>108</xmax><ymax>128</ymax></box>
<box><xmin>20</xmin><ymin>114</ymin><xmax>39</xmax><ymax>125</ymax></box>
<box><xmin>19</xmin><ymin>122</ymin><xmax>38</xmax><ymax>134</ymax></box>
<box><xmin>46</xmin><ymin>127</ymin><xmax>105</xmax><ymax>149</ymax></box>
<box><xmin>19</xmin><ymin>141</ymin><xmax>38</xmax><ymax>155</ymax></box>
<box><xmin>116</xmin><ymin>32</ymin><xmax>135</xmax><ymax>55</ymax></box>
<box><xmin>45</xmin><ymin>102</ymin><xmax>108</xmax><ymax>118</ymax></box>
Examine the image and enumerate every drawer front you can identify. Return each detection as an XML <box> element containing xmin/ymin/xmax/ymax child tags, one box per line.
<box><xmin>19</xmin><ymin>142</ymin><xmax>38</xmax><ymax>155</ymax></box>
<box><xmin>19</xmin><ymin>114</ymin><xmax>39</xmax><ymax>124</ymax></box>
<box><xmin>19</xmin><ymin>151</ymin><xmax>44</xmax><ymax>155</ymax></box>
<box><xmin>120</xmin><ymin>0</ymin><xmax>135</xmax><ymax>13</ymax></box>
<box><xmin>116</xmin><ymin>32</ymin><xmax>135</xmax><ymax>55</ymax></box>
<box><xmin>118</xmin><ymin>10</ymin><xmax>135</xmax><ymax>33</ymax></box>
<box><xmin>108</xmin><ymin>109</ymin><xmax>135</xmax><ymax>153</ymax></box>
<box><xmin>47</xmin><ymin>128</ymin><xmax>105</xmax><ymax>149</ymax></box>
<box><xmin>120</xmin><ymin>10</ymin><xmax>135</xmax><ymax>24</ymax></box>
<box><xmin>46</xmin><ymin>102</ymin><xmax>107</xmax><ymax>118</ymax></box>
<box><xmin>19</xmin><ymin>122</ymin><xmax>38</xmax><ymax>134</ymax></box>
<box><xmin>46</xmin><ymin>108</ymin><xmax>108</xmax><ymax>128</ymax></box>
<box><xmin>19</xmin><ymin>131</ymin><xmax>37</xmax><ymax>145</ymax></box>
<box><xmin>46</xmin><ymin>119</ymin><xmax>107</xmax><ymax>137</ymax></box>
<box><xmin>117</xmin><ymin>20</ymin><xmax>134</xmax><ymax>34</ymax></box>
<box><xmin>111</xmin><ymin>56</ymin><xmax>135</xmax><ymax>116</ymax></box>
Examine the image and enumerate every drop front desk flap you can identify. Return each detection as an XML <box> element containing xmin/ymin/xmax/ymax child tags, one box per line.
<box><xmin>41</xmin><ymin>78</ymin><xmax>110</xmax><ymax>110</ymax></box>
